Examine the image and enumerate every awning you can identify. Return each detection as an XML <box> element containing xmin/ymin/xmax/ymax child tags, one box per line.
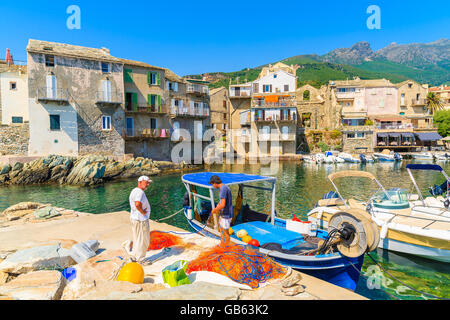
<box><xmin>388</xmin><ymin>132</ymin><xmax>401</xmax><ymax>138</ymax></box>
<box><xmin>377</xmin><ymin>133</ymin><xmax>388</xmax><ymax>138</ymax></box>
<box><xmin>401</xmin><ymin>132</ymin><xmax>415</xmax><ymax>138</ymax></box>
<box><xmin>414</xmin><ymin>132</ymin><xmax>443</xmax><ymax>141</ymax></box>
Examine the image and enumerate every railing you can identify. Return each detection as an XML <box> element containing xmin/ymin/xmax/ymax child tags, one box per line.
<box><xmin>123</xmin><ymin>128</ymin><xmax>171</xmax><ymax>139</ymax></box>
<box><xmin>412</xmin><ymin>99</ymin><xmax>427</xmax><ymax>106</ymax></box>
<box><xmin>257</xmin><ymin>132</ymin><xmax>295</xmax><ymax>141</ymax></box>
<box><xmin>252</xmin><ymin>99</ymin><xmax>296</xmax><ymax>108</ymax></box>
<box><xmin>376</xmin><ymin>123</ymin><xmax>414</xmax><ymax>130</ymax></box>
<box><xmin>37</xmin><ymin>87</ymin><xmax>69</xmax><ymax>102</ymax></box>
<box><xmin>95</xmin><ymin>91</ymin><xmax>122</xmax><ymax>104</ymax></box>
<box><xmin>170</xmin><ymin>106</ymin><xmax>209</xmax><ymax>117</ymax></box>
<box><xmin>230</xmin><ymin>91</ymin><xmax>251</xmax><ymax>98</ymax></box>
<box><xmin>126</xmin><ymin>103</ymin><xmax>167</xmax><ymax>114</ymax></box>
<box><xmin>186</xmin><ymin>84</ymin><xmax>209</xmax><ymax>95</ymax></box>
<box><xmin>254</xmin><ymin>114</ymin><xmax>297</xmax><ymax>122</ymax></box>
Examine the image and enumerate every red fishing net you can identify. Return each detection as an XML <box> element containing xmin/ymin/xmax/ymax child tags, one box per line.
<box><xmin>148</xmin><ymin>231</ymin><xmax>182</xmax><ymax>250</ymax></box>
<box><xmin>186</xmin><ymin>244</ymin><xmax>287</xmax><ymax>289</ymax></box>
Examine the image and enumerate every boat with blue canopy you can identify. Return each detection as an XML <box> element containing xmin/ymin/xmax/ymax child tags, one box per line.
<box><xmin>181</xmin><ymin>171</ymin><xmax>380</xmax><ymax>291</ymax></box>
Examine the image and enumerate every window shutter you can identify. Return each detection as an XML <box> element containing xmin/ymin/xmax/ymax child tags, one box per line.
<box><xmin>174</xmin><ymin>82</ymin><xmax>178</xmax><ymax>92</ymax></box>
<box><xmin>166</xmin><ymin>80</ymin><xmax>169</xmax><ymax>90</ymax></box>
<box><xmin>46</xmin><ymin>75</ymin><xmax>56</xmax><ymax>98</ymax></box>
<box><xmin>147</xmin><ymin>94</ymin><xmax>152</xmax><ymax>107</ymax></box>
<box><xmin>270</xmin><ymin>85</ymin><xmax>272</xmax><ymax>92</ymax></box>
<box><xmin>124</xmin><ymin>69</ymin><xmax>133</xmax><ymax>83</ymax></box>
<box><xmin>132</xmin><ymin>93</ymin><xmax>138</xmax><ymax>111</ymax></box>
<box><xmin>147</xmin><ymin>72</ymin><xmax>151</xmax><ymax>84</ymax></box>
<box><xmin>156</xmin><ymin>73</ymin><xmax>161</xmax><ymax>86</ymax></box>
<box><xmin>157</xmin><ymin>95</ymin><xmax>161</xmax><ymax>111</ymax></box>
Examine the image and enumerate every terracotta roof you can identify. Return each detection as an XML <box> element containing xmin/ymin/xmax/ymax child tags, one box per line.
<box><xmin>119</xmin><ymin>58</ymin><xmax>165</xmax><ymax>70</ymax></box>
<box><xmin>429</xmin><ymin>86</ymin><xmax>450</xmax><ymax>91</ymax></box>
<box><xmin>27</xmin><ymin>39</ymin><xmax>122</xmax><ymax>63</ymax></box>
<box><xmin>209</xmin><ymin>87</ymin><xmax>226</xmax><ymax>95</ymax></box>
<box><xmin>0</xmin><ymin>60</ymin><xmax>27</xmax><ymax>73</ymax></box>
<box><xmin>332</xmin><ymin>78</ymin><xmax>394</xmax><ymax>87</ymax></box>
<box><xmin>164</xmin><ymin>68</ymin><xmax>185</xmax><ymax>83</ymax></box>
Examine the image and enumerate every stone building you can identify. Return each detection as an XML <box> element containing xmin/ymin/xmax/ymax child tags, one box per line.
<box><xmin>209</xmin><ymin>87</ymin><xmax>229</xmax><ymax>133</ymax></box>
<box><xmin>27</xmin><ymin>39</ymin><xmax>125</xmax><ymax>157</ymax></box>
<box><xmin>121</xmin><ymin>59</ymin><xmax>171</xmax><ymax>160</ymax></box>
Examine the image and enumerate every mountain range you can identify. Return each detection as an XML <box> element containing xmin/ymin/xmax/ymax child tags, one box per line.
<box><xmin>188</xmin><ymin>39</ymin><xmax>450</xmax><ymax>88</ymax></box>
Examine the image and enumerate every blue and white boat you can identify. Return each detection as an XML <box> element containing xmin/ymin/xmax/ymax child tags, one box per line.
<box><xmin>373</xmin><ymin>151</ymin><xmax>402</xmax><ymax>162</ymax></box>
<box><xmin>181</xmin><ymin>172</ymin><xmax>380</xmax><ymax>291</ymax></box>
<box><xmin>338</xmin><ymin>153</ymin><xmax>361</xmax><ymax>163</ymax></box>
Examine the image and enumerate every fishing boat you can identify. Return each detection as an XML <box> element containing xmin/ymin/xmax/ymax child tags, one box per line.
<box><xmin>434</xmin><ymin>153</ymin><xmax>450</xmax><ymax>161</ymax></box>
<box><xmin>308</xmin><ymin>170</ymin><xmax>450</xmax><ymax>263</ymax></box>
<box><xmin>303</xmin><ymin>154</ymin><xmax>322</xmax><ymax>164</ymax></box>
<box><xmin>373</xmin><ymin>150</ymin><xmax>402</xmax><ymax>162</ymax></box>
<box><xmin>323</xmin><ymin>151</ymin><xmax>335</xmax><ymax>163</ymax></box>
<box><xmin>181</xmin><ymin>172</ymin><xmax>380</xmax><ymax>290</ymax></box>
<box><xmin>411</xmin><ymin>152</ymin><xmax>434</xmax><ymax>161</ymax></box>
<box><xmin>359</xmin><ymin>154</ymin><xmax>375</xmax><ymax>163</ymax></box>
<box><xmin>338</xmin><ymin>153</ymin><xmax>361</xmax><ymax>163</ymax></box>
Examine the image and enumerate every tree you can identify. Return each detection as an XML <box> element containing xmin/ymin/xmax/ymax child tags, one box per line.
<box><xmin>426</xmin><ymin>92</ymin><xmax>444</xmax><ymax>114</ymax></box>
<box><xmin>433</xmin><ymin>110</ymin><xmax>450</xmax><ymax>137</ymax></box>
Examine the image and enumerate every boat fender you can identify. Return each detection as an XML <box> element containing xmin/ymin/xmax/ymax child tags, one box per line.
<box><xmin>380</xmin><ymin>223</ymin><xmax>389</xmax><ymax>239</ymax></box>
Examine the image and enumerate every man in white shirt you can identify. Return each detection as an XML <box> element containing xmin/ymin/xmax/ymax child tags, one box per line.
<box><xmin>128</xmin><ymin>176</ymin><xmax>152</xmax><ymax>263</ymax></box>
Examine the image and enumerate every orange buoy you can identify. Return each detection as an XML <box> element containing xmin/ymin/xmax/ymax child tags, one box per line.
<box><xmin>116</xmin><ymin>262</ymin><xmax>144</xmax><ymax>284</ymax></box>
<box><xmin>242</xmin><ymin>235</ymin><xmax>252</xmax><ymax>244</ymax></box>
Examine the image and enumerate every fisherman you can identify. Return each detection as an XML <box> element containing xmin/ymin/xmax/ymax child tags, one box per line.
<box><xmin>209</xmin><ymin>175</ymin><xmax>233</xmax><ymax>247</ymax></box>
<box><xmin>128</xmin><ymin>175</ymin><xmax>152</xmax><ymax>264</ymax></box>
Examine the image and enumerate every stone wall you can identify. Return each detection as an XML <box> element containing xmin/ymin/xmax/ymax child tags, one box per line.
<box><xmin>341</xmin><ymin>126</ymin><xmax>375</xmax><ymax>153</ymax></box>
<box><xmin>0</xmin><ymin>123</ymin><xmax>29</xmax><ymax>155</ymax></box>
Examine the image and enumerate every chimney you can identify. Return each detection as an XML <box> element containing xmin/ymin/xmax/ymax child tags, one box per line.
<box><xmin>5</xmin><ymin>48</ymin><xmax>14</xmax><ymax>65</ymax></box>
<box><xmin>101</xmin><ymin>47</ymin><xmax>110</xmax><ymax>54</ymax></box>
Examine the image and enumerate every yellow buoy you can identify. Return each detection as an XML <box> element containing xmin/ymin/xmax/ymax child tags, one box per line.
<box><xmin>242</xmin><ymin>235</ymin><xmax>252</xmax><ymax>244</ymax></box>
<box><xmin>236</xmin><ymin>229</ymin><xmax>248</xmax><ymax>239</ymax></box>
<box><xmin>229</xmin><ymin>228</ymin><xmax>234</xmax><ymax>235</ymax></box>
<box><xmin>116</xmin><ymin>262</ymin><xmax>144</xmax><ymax>284</ymax></box>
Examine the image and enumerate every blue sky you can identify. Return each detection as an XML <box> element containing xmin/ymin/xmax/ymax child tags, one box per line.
<box><xmin>0</xmin><ymin>0</ymin><xmax>449</xmax><ymax>76</ymax></box>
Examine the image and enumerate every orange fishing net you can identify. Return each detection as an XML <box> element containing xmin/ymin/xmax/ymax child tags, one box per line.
<box><xmin>148</xmin><ymin>231</ymin><xmax>182</xmax><ymax>250</ymax></box>
<box><xmin>186</xmin><ymin>244</ymin><xmax>287</xmax><ymax>289</ymax></box>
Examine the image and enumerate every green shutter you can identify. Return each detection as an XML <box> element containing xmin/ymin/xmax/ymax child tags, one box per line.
<box><xmin>147</xmin><ymin>72</ymin><xmax>151</xmax><ymax>85</ymax></box>
<box><xmin>124</xmin><ymin>69</ymin><xmax>133</xmax><ymax>83</ymax></box>
<box><xmin>156</xmin><ymin>73</ymin><xmax>161</xmax><ymax>86</ymax></box>
<box><xmin>157</xmin><ymin>95</ymin><xmax>161</xmax><ymax>111</ymax></box>
<box><xmin>132</xmin><ymin>93</ymin><xmax>138</xmax><ymax>111</ymax></box>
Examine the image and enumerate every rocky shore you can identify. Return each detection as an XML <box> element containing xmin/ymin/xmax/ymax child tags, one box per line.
<box><xmin>0</xmin><ymin>155</ymin><xmax>199</xmax><ymax>186</ymax></box>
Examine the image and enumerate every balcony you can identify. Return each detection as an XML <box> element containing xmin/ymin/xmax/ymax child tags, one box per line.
<box><xmin>123</xmin><ymin>128</ymin><xmax>171</xmax><ymax>140</ymax></box>
<box><xmin>257</xmin><ymin>132</ymin><xmax>295</xmax><ymax>141</ymax></box>
<box><xmin>376</xmin><ymin>123</ymin><xmax>414</xmax><ymax>130</ymax></box>
<box><xmin>186</xmin><ymin>84</ymin><xmax>209</xmax><ymax>95</ymax></box>
<box><xmin>230</xmin><ymin>91</ymin><xmax>251</xmax><ymax>98</ymax></box>
<box><xmin>95</xmin><ymin>91</ymin><xmax>123</xmax><ymax>107</ymax></box>
<box><xmin>251</xmin><ymin>99</ymin><xmax>296</xmax><ymax>108</ymax></box>
<box><xmin>170</xmin><ymin>106</ymin><xmax>209</xmax><ymax>118</ymax></box>
<box><xmin>411</xmin><ymin>98</ymin><xmax>427</xmax><ymax>106</ymax></box>
<box><xmin>126</xmin><ymin>103</ymin><xmax>168</xmax><ymax>115</ymax></box>
<box><xmin>254</xmin><ymin>113</ymin><xmax>297</xmax><ymax>123</ymax></box>
<box><xmin>36</xmin><ymin>87</ymin><xmax>69</xmax><ymax>105</ymax></box>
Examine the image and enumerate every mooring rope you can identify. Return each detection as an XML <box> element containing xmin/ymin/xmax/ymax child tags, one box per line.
<box><xmin>154</xmin><ymin>208</ymin><xmax>184</xmax><ymax>222</ymax></box>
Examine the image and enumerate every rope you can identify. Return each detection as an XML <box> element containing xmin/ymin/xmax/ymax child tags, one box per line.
<box><xmin>154</xmin><ymin>208</ymin><xmax>184</xmax><ymax>222</ymax></box>
<box><xmin>366</xmin><ymin>253</ymin><xmax>450</xmax><ymax>300</ymax></box>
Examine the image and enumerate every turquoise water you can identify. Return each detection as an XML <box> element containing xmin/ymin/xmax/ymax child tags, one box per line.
<box><xmin>0</xmin><ymin>160</ymin><xmax>449</xmax><ymax>299</ymax></box>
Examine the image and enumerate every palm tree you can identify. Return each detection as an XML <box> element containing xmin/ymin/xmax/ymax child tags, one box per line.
<box><xmin>426</xmin><ymin>92</ymin><xmax>444</xmax><ymax>114</ymax></box>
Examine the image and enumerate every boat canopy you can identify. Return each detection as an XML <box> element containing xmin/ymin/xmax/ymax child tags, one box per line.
<box><xmin>328</xmin><ymin>170</ymin><xmax>377</xmax><ymax>182</ymax></box>
<box><xmin>182</xmin><ymin>172</ymin><xmax>276</xmax><ymax>189</ymax></box>
<box><xmin>406</xmin><ymin>164</ymin><xmax>443</xmax><ymax>171</ymax></box>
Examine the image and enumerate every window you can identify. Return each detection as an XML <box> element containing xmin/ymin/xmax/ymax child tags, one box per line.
<box><xmin>101</xmin><ymin>62</ymin><xmax>110</xmax><ymax>73</ymax></box>
<box><xmin>50</xmin><ymin>115</ymin><xmax>60</xmax><ymax>130</ymax></box>
<box><xmin>10</xmin><ymin>82</ymin><xmax>17</xmax><ymax>90</ymax></box>
<box><xmin>150</xmin><ymin>118</ymin><xmax>157</xmax><ymax>129</ymax></box>
<box><xmin>356</xmin><ymin>132</ymin><xmax>365</xmax><ymax>138</ymax></box>
<box><xmin>174</xmin><ymin>99</ymin><xmax>179</xmax><ymax>107</ymax></box>
<box><xmin>148</xmin><ymin>72</ymin><xmax>160</xmax><ymax>85</ymax></box>
<box><xmin>124</xmin><ymin>69</ymin><xmax>133</xmax><ymax>83</ymax></box>
<box><xmin>45</xmin><ymin>55</ymin><xmax>55</xmax><ymax>67</ymax></box>
<box><xmin>408</xmin><ymin>83</ymin><xmax>412</xmax><ymax>88</ymax></box>
<box><xmin>347</xmin><ymin>133</ymin><xmax>355</xmax><ymax>139</ymax></box>
<box><xmin>347</xmin><ymin>132</ymin><xmax>365</xmax><ymax>139</ymax></box>
<box><xmin>102</xmin><ymin>116</ymin><xmax>111</xmax><ymax>130</ymax></box>
<box><xmin>263</xmin><ymin>85</ymin><xmax>271</xmax><ymax>93</ymax></box>
<box><xmin>284</xmin><ymin>84</ymin><xmax>289</xmax><ymax>92</ymax></box>
<box><xmin>11</xmin><ymin>116</ymin><xmax>23</xmax><ymax>124</ymax></box>
<box><xmin>273</xmin><ymin>74</ymin><xmax>277</xmax><ymax>78</ymax></box>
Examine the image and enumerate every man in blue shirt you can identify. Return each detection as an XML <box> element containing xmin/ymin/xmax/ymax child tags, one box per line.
<box><xmin>209</xmin><ymin>175</ymin><xmax>233</xmax><ymax>247</ymax></box>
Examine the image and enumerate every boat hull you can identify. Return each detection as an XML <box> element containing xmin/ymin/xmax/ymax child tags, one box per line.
<box><xmin>185</xmin><ymin>213</ymin><xmax>364</xmax><ymax>291</ymax></box>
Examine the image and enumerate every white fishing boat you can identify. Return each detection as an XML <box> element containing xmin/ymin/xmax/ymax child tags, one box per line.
<box><xmin>359</xmin><ymin>154</ymin><xmax>375</xmax><ymax>163</ymax></box>
<box><xmin>303</xmin><ymin>154</ymin><xmax>323</xmax><ymax>164</ymax></box>
<box><xmin>434</xmin><ymin>153</ymin><xmax>450</xmax><ymax>161</ymax></box>
<box><xmin>337</xmin><ymin>153</ymin><xmax>361</xmax><ymax>163</ymax></box>
<box><xmin>373</xmin><ymin>149</ymin><xmax>402</xmax><ymax>162</ymax></box>
<box><xmin>411</xmin><ymin>152</ymin><xmax>434</xmax><ymax>160</ymax></box>
<box><xmin>307</xmin><ymin>170</ymin><xmax>450</xmax><ymax>263</ymax></box>
<box><xmin>323</xmin><ymin>151</ymin><xmax>335</xmax><ymax>163</ymax></box>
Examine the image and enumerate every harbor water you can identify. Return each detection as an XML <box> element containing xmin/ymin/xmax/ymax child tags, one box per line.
<box><xmin>0</xmin><ymin>160</ymin><xmax>449</xmax><ymax>300</ymax></box>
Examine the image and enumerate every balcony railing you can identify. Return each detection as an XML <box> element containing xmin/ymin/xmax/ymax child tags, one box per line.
<box><xmin>376</xmin><ymin>123</ymin><xmax>414</xmax><ymax>130</ymax></box>
<box><xmin>95</xmin><ymin>91</ymin><xmax>122</xmax><ymax>106</ymax></box>
<box><xmin>37</xmin><ymin>87</ymin><xmax>69</xmax><ymax>104</ymax></box>
<box><xmin>170</xmin><ymin>106</ymin><xmax>209</xmax><ymax>117</ymax></box>
<box><xmin>186</xmin><ymin>85</ymin><xmax>209</xmax><ymax>95</ymax></box>
<box><xmin>252</xmin><ymin>99</ymin><xmax>296</xmax><ymax>108</ymax></box>
<box><xmin>254</xmin><ymin>114</ymin><xmax>297</xmax><ymax>123</ymax></box>
<box><xmin>412</xmin><ymin>99</ymin><xmax>427</xmax><ymax>106</ymax></box>
<box><xmin>126</xmin><ymin>103</ymin><xmax>167</xmax><ymax>114</ymax></box>
<box><xmin>123</xmin><ymin>128</ymin><xmax>171</xmax><ymax>139</ymax></box>
<box><xmin>230</xmin><ymin>91</ymin><xmax>251</xmax><ymax>98</ymax></box>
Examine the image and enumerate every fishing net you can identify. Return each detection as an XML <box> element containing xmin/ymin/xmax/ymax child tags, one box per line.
<box><xmin>148</xmin><ymin>231</ymin><xmax>182</xmax><ymax>250</ymax></box>
<box><xmin>186</xmin><ymin>244</ymin><xmax>287</xmax><ymax>289</ymax></box>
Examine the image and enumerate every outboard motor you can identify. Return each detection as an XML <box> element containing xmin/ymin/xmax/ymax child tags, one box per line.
<box><xmin>360</xmin><ymin>154</ymin><xmax>367</xmax><ymax>164</ymax></box>
<box><xmin>394</xmin><ymin>153</ymin><xmax>402</xmax><ymax>161</ymax></box>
